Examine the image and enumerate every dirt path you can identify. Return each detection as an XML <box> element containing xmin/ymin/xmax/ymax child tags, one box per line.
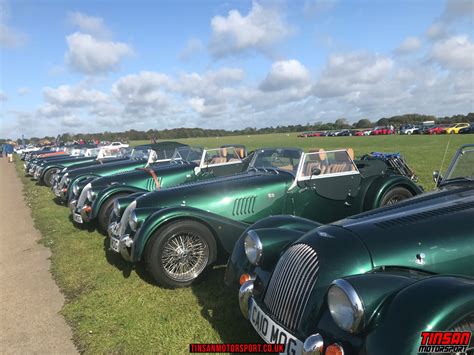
<box><xmin>0</xmin><ymin>158</ymin><xmax>77</xmax><ymax>354</ymax></box>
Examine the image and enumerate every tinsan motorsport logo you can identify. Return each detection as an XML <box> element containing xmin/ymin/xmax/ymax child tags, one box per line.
<box><xmin>418</xmin><ymin>331</ymin><xmax>472</xmax><ymax>354</ymax></box>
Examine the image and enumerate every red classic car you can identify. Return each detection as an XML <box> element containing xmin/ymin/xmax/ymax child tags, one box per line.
<box><xmin>370</xmin><ymin>126</ymin><xmax>395</xmax><ymax>135</ymax></box>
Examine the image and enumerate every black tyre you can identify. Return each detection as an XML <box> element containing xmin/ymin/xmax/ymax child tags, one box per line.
<box><xmin>43</xmin><ymin>168</ymin><xmax>58</xmax><ymax>187</ymax></box>
<box><xmin>145</xmin><ymin>220</ymin><xmax>217</xmax><ymax>288</ymax></box>
<box><xmin>379</xmin><ymin>186</ymin><xmax>413</xmax><ymax>207</ymax></box>
<box><xmin>98</xmin><ymin>192</ymin><xmax>129</xmax><ymax>234</ymax></box>
<box><xmin>450</xmin><ymin>131</ymin><xmax>455</xmax><ymax>134</ymax></box>
<box><xmin>450</xmin><ymin>314</ymin><xmax>474</xmax><ymax>352</ymax></box>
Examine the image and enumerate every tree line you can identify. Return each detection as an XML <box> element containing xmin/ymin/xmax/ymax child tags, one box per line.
<box><xmin>2</xmin><ymin>112</ymin><xmax>473</xmax><ymax>145</ymax></box>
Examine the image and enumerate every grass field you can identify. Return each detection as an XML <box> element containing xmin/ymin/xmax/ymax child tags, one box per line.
<box><xmin>16</xmin><ymin>133</ymin><xmax>473</xmax><ymax>353</ymax></box>
<box><xmin>134</xmin><ymin>133</ymin><xmax>474</xmax><ymax>190</ymax></box>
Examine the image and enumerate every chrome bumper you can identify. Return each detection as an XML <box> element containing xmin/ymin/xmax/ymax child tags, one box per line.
<box><xmin>108</xmin><ymin>222</ymin><xmax>133</xmax><ymax>261</ymax></box>
<box><xmin>69</xmin><ymin>200</ymin><xmax>77</xmax><ymax>213</ymax></box>
<box><xmin>33</xmin><ymin>170</ymin><xmax>41</xmax><ymax>180</ymax></box>
<box><xmin>53</xmin><ymin>183</ymin><xmax>62</xmax><ymax>197</ymax></box>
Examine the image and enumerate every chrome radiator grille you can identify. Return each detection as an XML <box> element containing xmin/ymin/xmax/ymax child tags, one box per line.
<box><xmin>263</xmin><ymin>244</ymin><xmax>319</xmax><ymax>332</ymax></box>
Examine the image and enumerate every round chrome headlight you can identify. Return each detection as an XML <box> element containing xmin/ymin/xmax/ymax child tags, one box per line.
<box><xmin>244</xmin><ymin>230</ymin><xmax>263</xmax><ymax>265</ymax></box>
<box><xmin>327</xmin><ymin>279</ymin><xmax>364</xmax><ymax>333</ymax></box>
<box><xmin>128</xmin><ymin>210</ymin><xmax>139</xmax><ymax>232</ymax></box>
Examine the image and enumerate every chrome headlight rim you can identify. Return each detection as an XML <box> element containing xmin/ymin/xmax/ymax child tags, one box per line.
<box><xmin>327</xmin><ymin>279</ymin><xmax>364</xmax><ymax>334</ymax></box>
<box><xmin>244</xmin><ymin>230</ymin><xmax>263</xmax><ymax>265</ymax></box>
<box><xmin>128</xmin><ymin>209</ymin><xmax>139</xmax><ymax>232</ymax></box>
<box><xmin>72</xmin><ymin>184</ymin><xmax>79</xmax><ymax>196</ymax></box>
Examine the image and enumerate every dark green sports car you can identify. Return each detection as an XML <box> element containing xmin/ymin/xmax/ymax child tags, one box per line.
<box><xmin>108</xmin><ymin>147</ymin><xmax>422</xmax><ymax>288</ymax></box>
<box><xmin>52</xmin><ymin>141</ymin><xmax>186</xmax><ymax>203</ymax></box>
<box><xmin>70</xmin><ymin>146</ymin><xmax>248</xmax><ymax>232</ymax></box>
<box><xmin>226</xmin><ymin>144</ymin><xmax>474</xmax><ymax>355</ymax></box>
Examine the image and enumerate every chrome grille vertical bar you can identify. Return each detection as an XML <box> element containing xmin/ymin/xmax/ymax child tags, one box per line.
<box><xmin>263</xmin><ymin>244</ymin><xmax>319</xmax><ymax>331</ymax></box>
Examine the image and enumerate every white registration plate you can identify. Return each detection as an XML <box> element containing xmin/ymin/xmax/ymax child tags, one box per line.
<box><xmin>249</xmin><ymin>299</ymin><xmax>303</xmax><ymax>355</ymax></box>
<box><xmin>110</xmin><ymin>236</ymin><xmax>120</xmax><ymax>252</ymax></box>
<box><xmin>72</xmin><ymin>213</ymin><xmax>83</xmax><ymax>224</ymax></box>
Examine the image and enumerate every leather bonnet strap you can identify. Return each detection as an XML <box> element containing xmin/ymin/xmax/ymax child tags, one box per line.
<box><xmin>138</xmin><ymin>168</ymin><xmax>160</xmax><ymax>189</ymax></box>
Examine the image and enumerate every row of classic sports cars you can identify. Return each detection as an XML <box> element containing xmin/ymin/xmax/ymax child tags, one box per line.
<box><xmin>22</xmin><ymin>142</ymin><xmax>473</xmax><ymax>354</ymax></box>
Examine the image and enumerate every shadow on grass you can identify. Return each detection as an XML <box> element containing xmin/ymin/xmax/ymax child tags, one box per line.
<box><xmin>101</xmin><ymin>237</ymin><xmax>156</xmax><ymax>284</ymax></box>
<box><xmin>68</xmin><ymin>214</ymin><xmax>98</xmax><ymax>234</ymax></box>
<box><xmin>191</xmin><ymin>267</ymin><xmax>261</xmax><ymax>345</ymax></box>
<box><xmin>52</xmin><ymin>196</ymin><xmax>66</xmax><ymax>206</ymax></box>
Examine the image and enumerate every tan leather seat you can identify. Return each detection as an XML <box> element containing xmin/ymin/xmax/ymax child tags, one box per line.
<box><xmin>278</xmin><ymin>165</ymin><xmax>294</xmax><ymax>171</ymax></box>
<box><xmin>210</xmin><ymin>157</ymin><xmax>227</xmax><ymax>164</ymax></box>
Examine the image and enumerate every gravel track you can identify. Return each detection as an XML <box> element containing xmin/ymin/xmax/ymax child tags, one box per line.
<box><xmin>0</xmin><ymin>157</ymin><xmax>77</xmax><ymax>354</ymax></box>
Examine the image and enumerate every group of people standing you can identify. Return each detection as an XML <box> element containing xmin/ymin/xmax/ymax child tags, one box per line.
<box><xmin>1</xmin><ymin>143</ymin><xmax>14</xmax><ymax>162</ymax></box>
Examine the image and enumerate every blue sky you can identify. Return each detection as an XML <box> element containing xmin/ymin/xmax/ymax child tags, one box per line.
<box><xmin>0</xmin><ymin>0</ymin><xmax>473</xmax><ymax>139</ymax></box>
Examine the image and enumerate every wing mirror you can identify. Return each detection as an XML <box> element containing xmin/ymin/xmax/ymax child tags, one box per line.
<box><xmin>432</xmin><ymin>170</ymin><xmax>442</xmax><ymax>185</ymax></box>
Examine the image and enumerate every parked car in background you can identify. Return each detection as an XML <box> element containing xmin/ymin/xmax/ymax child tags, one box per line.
<box><xmin>459</xmin><ymin>123</ymin><xmax>474</xmax><ymax>134</ymax></box>
<box><xmin>227</xmin><ymin>144</ymin><xmax>474</xmax><ymax>355</ymax></box>
<box><xmin>108</xmin><ymin>147</ymin><xmax>422</xmax><ymax>288</ymax></box>
<box><xmin>445</xmin><ymin>122</ymin><xmax>470</xmax><ymax>134</ymax></box>
<box><xmin>399</xmin><ymin>124</ymin><xmax>420</xmax><ymax>135</ymax></box>
<box><xmin>70</xmin><ymin>146</ymin><xmax>248</xmax><ymax>232</ymax></box>
<box><xmin>103</xmin><ymin>141</ymin><xmax>130</xmax><ymax>150</ymax></box>
<box><xmin>370</xmin><ymin>126</ymin><xmax>395</xmax><ymax>135</ymax></box>
<box><xmin>424</xmin><ymin>125</ymin><xmax>448</xmax><ymax>134</ymax></box>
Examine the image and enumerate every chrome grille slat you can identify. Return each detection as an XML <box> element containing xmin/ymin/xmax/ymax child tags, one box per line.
<box><xmin>263</xmin><ymin>244</ymin><xmax>319</xmax><ymax>331</ymax></box>
<box><xmin>281</xmin><ymin>247</ymin><xmax>317</xmax><ymax>329</ymax></box>
<box><xmin>268</xmin><ymin>244</ymin><xmax>306</xmax><ymax>315</ymax></box>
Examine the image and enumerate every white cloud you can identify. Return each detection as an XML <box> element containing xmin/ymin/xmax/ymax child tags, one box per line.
<box><xmin>43</xmin><ymin>84</ymin><xmax>109</xmax><ymax>107</ymax></box>
<box><xmin>442</xmin><ymin>0</ymin><xmax>474</xmax><ymax>22</ymax></box>
<box><xmin>394</xmin><ymin>36</ymin><xmax>422</xmax><ymax>55</ymax></box>
<box><xmin>69</xmin><ymin>12</ymin><xmax>111</xmax><ymax>39</ymax></box>
<box><xmin>61</xmin><ymin>114</ymin><xmax>82</xmax><ymax>127</ymax></box>
<box><xmin>313</xmin><ymin>52</ymin><xmax>393</xmax><ymax>97</ymax></box>
<box><xmin>209</xmin><ymin>2</ymin><xmax>292</xmax><ymax>57</ymax></box>
<box><xmin>260</xmin><ymin>59</ymin><xmax>311</xmax><ymax>91</ymax></box>
<box><xmin>65</xmin><ymin>32</ymin><xmax>133</xmax><ymax>75</ymax></box>
<box><xmin>431</xmin><ymin>35</ymin><xmax>474</xmax><ymax>70</ymax></box>
<box><xmin>178</xmin><ymin>38</ymin><xmax>204</xmax><ymax>61</ymax></box>
<box><xmin>112</xmin><ymin>71</ymin><xmax>172</xmax><ymax>119</ymax></box>
<box><xmin>17</xmin><ymin>87</ymin><xmax>30</xmax><ymax>95</ymax></box>
<box><xmin>426</xmin><ymin>22</ymin><xmax>448</xmax><ymax>40</ymax></box>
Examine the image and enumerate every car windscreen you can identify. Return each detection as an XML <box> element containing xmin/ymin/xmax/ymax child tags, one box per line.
<box><xmin>172</xmin><ymin>147</ymin><xmax>203</xmax><ymax>163</ymax></box>
<box><xmin>298</xmin><ymin>150</ymin><xmax>358</xmax><ymax>180</ymax></box>
<box><xmin>445</xmin><ymin>146</ymin><xmax>474</xmax><ymax>180</ymax></box>
<box><xmin>130</xmin><ymin>148</ymin><xmax>150</xmax><ymax>160</ymax></box>
<box><xmin>249</xmin><ymin>148</ymin><xmax>301</xmax><ymax>173</ymax></box>
<box><xmin>201</xmin><ymin>147</ymin><xmax>242</xmax><ymax>166</ymax></box>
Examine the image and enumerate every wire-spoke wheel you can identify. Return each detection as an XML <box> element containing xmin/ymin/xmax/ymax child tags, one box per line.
<box><xmin>43</xmin><ymin>168</ymin><xmax>58</xmax><ymax>187</ymax></box>
<box><xmin>145</xmin><ymin>220</ymin><xmax>217</xmax><ymax>288</ymax></box>
<box><xmin>379</xmin><ymin>186</ymin><xmax>414</xmax><ymax>207</ymax></box>
<box><xmin>161</xmin><ymin>232</ymin><xmax>209</xmax><ymax>282</ymax></box>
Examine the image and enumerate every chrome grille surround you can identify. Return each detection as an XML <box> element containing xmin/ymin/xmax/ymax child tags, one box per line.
<box><xmin>263</xmin><ymin>243</ymin><xmax>319</xmax><ymax>332</ymax></box>
<box><xmin>118</xmin><ymin>201</ymin><xmax>137</xmax><ymax>238</ymax></box>
<box><xmin>76</xmin><ymin>183</ymin><xmax>92</xmax><ymax>210</ymax></box>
